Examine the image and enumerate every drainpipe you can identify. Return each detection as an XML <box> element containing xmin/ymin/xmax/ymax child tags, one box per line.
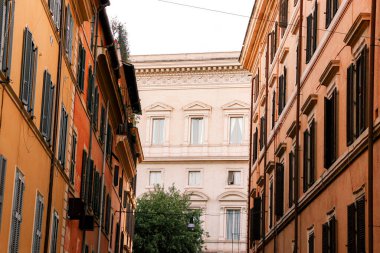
<box><xmin>368</xmin><ymin>0</ymin><xmax>376</xmax><ymax>251</ymax></box>
<box><xmin>294</xmin><ymin>0</ymin><xmax>304</xmax><ymax>252</ymax></box>
<box><xmin>117</xmin><ymin>167</ymin><xmax>124</xmax><ymax>252</ymax></box>
<box><xmin>97</xmin><ymin>101</ymin><xmax>109</xmax><ymax>253</ymax></box>
<box><xmin>43</xmin><ymin>0</ymin><xmax>65</xmax><ymax>252</ymax></box>
<box><xmin>247</xmin><ymin>74</ymin><xmax>254</xmax><ymax>253</ymax></box>
<box><xmin>261</xmin><ymin>33</ymin><xmax>270</xmax><ymax>253</ymax></box>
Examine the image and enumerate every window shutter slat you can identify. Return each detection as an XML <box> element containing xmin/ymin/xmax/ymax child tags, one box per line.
<box><xmin>41</xmin><ymin>71</ymin><xmax>50</xmax><ymax>137</ymax></box>
<box><xmin>347</xmin><ymin>203</ymin><xmax>356</xmax><ymax>253</ymax></box>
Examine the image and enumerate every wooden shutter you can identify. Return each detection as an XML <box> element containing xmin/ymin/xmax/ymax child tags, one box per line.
<box><xmin>105</xmin><ymin>194</ymin><xmax>111</xmax><ymax>235</ymax></box>
<box><xmin>325</xmin><ymin>0</ymin><xmax>331</xmax><ymax>28</ymax></box>
<box><xmin>309</xmin><ymin>120</ymin><xmax>315</xmax><ymax>186</ymax></box>
<box><xmin>0</xmin><ymin>155</ymin><xmax>6</xmax><ymax>226</ymax></box>
<box><xmin>330</xmin><ymin>216</ymin><xmax>336</xmax><ymax>253</ymax></box>
<box><xmin>279</xmin><ymin>75</ymin><xmax>283</xmax><ymax>114</ymax></box>
<box><xmin>115</xmin><ymin>223</ymin><xmax>120</xmax><ymax>252</ymax></box>
<box><xmin>118</xmin><ymin>177</ymin><xmax>123</xmax><ymax>198</ymax></box>
<box><xmin>50</xmin><ymin>211</ymin><xmax>59</xmax><ymax>253</ymax></box>
<box><xmin>279</xmin><ymin>0</ymin><xmax>288</xmax><ymax>28</ymax></box>
<box><xmin>80</xmin><ymin>150</ymin><xmax>87</xmax><ymax>201</ymax></box>
<box><xmin>347</xmin><ymin>203</ymin><xmax>356</xmax><ymax>253</ymax></box>
<box><xmin>86</xmin><ymin>160</ymin><xmax>94</xmax><ymax>206</ymax></box>
<box><xmin>308</xmin><ymin>232</ymin><xmax>314</xmax><ymax>253</ymax></box>
<box><xmin>100</xmin><ymin>106</ymin><xmax>105</xmax><ymax>143</ymax></box>
<box><xmin>333</xmin><ymin>0</ymin><xmax>339</xmax><ymax>14</ymax></box>
<box><xmin>346</xmin><ymin>64</ymin><xmax>354</xmax><ymax>145</ymax></box>
<box><xmin>114</xmin><ymin>166</ymin><xmax>119</xmax><ymax>186</ymax></box>
<box><xmin>9</xmin><ymin>170</ymin><xmax>25</xmax><ymax>253</ymax></box>
<box><xmin>21</xmin><ymin>28</ymin><xmax>32</xmax><ymax>106</ymax></box>
<box><xmin>312</xmin><ymin>1</ymin><xmax>318</xmax><ymax>53</ymax></box>
<box><xmin>260</xmin><ymin>117</ymin><xmax>264</xmax><ymax>150</ymax></box>
<box><xmin>303</xmin><ymin>129</ymin><xmax>309</xmax><ymax>192</ymax></box>
<box><xmin>357</xmin><ymin>48</ymin><xmax>367</xmax><ymax>135</ymax></box>
<box><xmin>322</xmin><ymin>222</ymin><xmax>329</xmax><ymax>253</ymax></box>
<box><xmin>283</xmin><ymin>67</ymin><xmax>287</xmax><ymax>107</ymax></box>
<box><xmin>69</xmin><ymin>133</ymin><xmax>77</xmax><ymax>184</ymax></box>
<box><xmin>272</xmin><ymin>91</ymin><xmax>276</xmax><ymax>129</ymax></box>
<box><xmin>93</xmin><ymin>86</ymin><xmax>99</xmax><ymax>129</ymax></box>
<box><xmin>324</xmin><ymin>96</ymin><xmax>332</xmax><ymax>168</ymax></box>
<box><xmin>251</xmin><ymin>197</ymin><xmax>261</xmax><ymax>241</ymax></box>
<box><xmin>123</xmin><ymin>191</ymin><xmax>127</xmax><ymax>209</ymax></box>
<box><xmin>59</xmin><ymin>108</ymin><xmax>68</xmax><ymax>166</ymax></box>
<box><xmin>306</xmin><ymin>15</ymin><xmax>312</xmax><ymax>63</ymax></box>
<box><xmin>92</xmin><ymin>171</ymin><xmax>99</xmax><ymax>215</ymax></box>
<box><xmin>288</xmin><ymin>151</ymin><xmax>294</xmax><ymax>207</ymax></box>
<box><xmin>357</xmin><ymin>197</ymin><xmax>365</xmax><ymax>252</ymax></box>
<box><xmin>275</xmin><ymin>163</ymin><xmax>284</xmax><ymax>217</ymax></box>
<box><xmin>87</xmin><ymin>66</ymin><xmax>94</xmax><ymax>111</ymax></box>
<box><xmin>32</xmin><ymin>194</ymin><xmax>44</xmax><ymax>253</ymax></box>
<box><xmin>269</xmin><ymin>182</ymin><xmax>273</xmax><ymax>228</ymax></box>
<box><xmin>253</xmin><ymin>128</ymin><xmax>258</xmax><ymax>163</ymax></box>
<box><xmin>41</xmin><ymin>71</ymin><xmax>51</xmax><ymax>138</ymax></box>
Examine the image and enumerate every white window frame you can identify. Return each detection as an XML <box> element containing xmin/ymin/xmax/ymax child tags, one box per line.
<box><xmin>190</xmin><ymin>117</ymin><xmax>204</xmax><ymax>145</ymax></box>
<box><xmin>225</xmin><ymin>208</ymin><xmax>241</xmax><ymax>240</ymax></box>
<box><xmin>144</xmin><ymin>103</ymin><xmax>173</xmax><ymax>146</ymax></box>
<box><xmin>225</xmin><ymin>168</ymin><xmax>243</xmax><ymax>188</ymax></box>
<box><xmin>229</xmin><ymin>116</ymin><xmax>244</xmax><ymax>144</ymax></box>
<box><xmin>186</xmin><ymin>169</ymin><xmax>203</xmax><ymax>188</ymax></box>
<box><xmin>151</xmin><ymin>118</ymin><xmax>166</xmax><ymax>145</ymax></box>
<box><xmin>221</xmin><ymin>101</ymin><xmax>250</xmax><ymax>145</ymax></box>
<box><xmin>183</xmin><ymin>101</ymin><xmax>211</xmax><ymax>145</ymax></box>
<box><xmin>147</xmin><ymin>169</ymin><xmax>164</xmax><ymax>188</ymax></box>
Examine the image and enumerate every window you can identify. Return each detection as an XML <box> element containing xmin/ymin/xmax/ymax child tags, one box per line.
<box><xmin>306</xmin><ymin>1</ymin><xmax>318</xmax><ymax>63</ymax></box>
<box><xmin>40</xmin><ymin>70</ymin><xmax>55</xmax><ymax>143</ymax></box>
<box><xmin>226</xmin><ymin>209</ymin><xmax>240</xmax><ymax>240</ymax></box>
<box><xmin>325</xmin><ymin>0</ymin><xmax>339</xmax><ymax>28</ymax></box>
<box><xmin>105</xmin><ymin>193</ymin><xmax>111</xmax><ymax>235</ymax></box>
<box><xmin>9</xmin><ymin>170</ymin><xmax>25</xmax><ymax>253</ymax></box>
<box><xmin>347</xmin><ymin>47</ymin><xmax>367</xmax><ymax>146</ymax></box>
<box><xmin>250</xmin><ymin>197</ymin><xmax>262</xmax><ymax>242</ymax></box>
<box><xmin>347</xmin><ymin>197</ymin><xmax>365</xmax><ymax>253</ymax></box>
<box><xmin>114</xmin><ymin>166</ymin><xmax>119</xmax><ymax>187</ymax></box>
<box><xmin>93</xmin><ymin>86</ymin><xmax>99</xmax><ymax>129</ymax></box>
<box><xmin>115</xmin><ymin>222</ymin><xmax>120</xmax><ymax>252</ymax></box>
<box><xmin>324</xmin><ymin>89</ymin><xmax>337</xmax><ymax>169</ymax></box>
<box><xmin>278</xmin><ymin>67</ymin><xmax>287</xmax><ymax>115</ymax></box>
<box><xmin>77</xmin><ymin>43</ymin><xmax>86</xmax><ymax>91</ymax></box>
<box><xmin>87</xmin><ymin>66</ymin><xmax>94</xmax><ymax>112</ymax></box>
<box><xmin>188</xmin><ymin>171</ymin><xmax>201</xmax><ymax>186</ymax></box>
<box><xmin>49</xmin><ymin>0</ymin><xmax>61</xmax><ymax>29</ymax></box>
<box><xmin>86</xmin><ymin>159</ymin><xmax>94</xmax><ymax>206</ymax></box>
<box><xmin>92</xmin><ymin>171</ymin><xmax>101</xmax><ymax>217</ymax></box>
<box><xmin>20</xmin><ymin>27</ymin><xmax>38</xmax><ymax>114</ymax></box>
<box><xmin>69</xmin><ymin>132</ymin><xmax>77</xmax><ymax>185</ymax></box>
<box><xmin>289</xmin><ymin>151</ymin><xmax>295</xmax><ymax>207</ymax></box>
<box><xmin>253</xmin><ymin>71</ymin><xmax>260</xmax><ymax>102</ymax></box>
<box><xmin>106</xmin><ymin>123</ymin><xmax>113</xmax><ymax>164</ymax></box>
<box><xmin>275</xmin><ymin>163</ymin><xmax>284</xmax><ymax>217</ymax></box>
<box><xmin>149</xmin><ymin>171</ymin><xmax>162</xmax><ymax>186</ymax></box>
<box><xmin>272</xmin><ymin>91</ymin><xmax>276</xmax><ymax>129</ymax></box>
<box><xmin>58</xmin><ymin>106</ymin><xmax>68</xmax><ymax>167</ymax></box>
<box><xmin>100</xmin><ymin>106</ymin><xmax>106</xmax><ymax>143</ymax></box>
<box><xmin>0</xmin><ymin>0</ymin><xmax>15</xmax><ymax>76</ymax></box>
<box><xmin>90</xmin><ymin>16</ymin><xmax>95</xmax><ymax>53</ymax></box>
<box><xmin>269</xmin><ymin>179</ymin><xmax>273</xmax><ymax>228</ymax></box>
<box><xmin>279</xmin><ymin>0</ymin><xmax>288</xmax><ymax>29</ymax></box>
<box><xmin>152</xmin><ymin>118</ymin><xmax>165</xmax><ymax>145</ymax></box>
<box><xmin>32</xmin><ymin>193</ymin><xmax>44</xmax><ymax>253</ymax></box>
<box><xmin>50</xmin><ymin>211</ymin><xmax>59</xmax><ymax>253</ymax></box>
<box><xmin>229</xmin><ymin>117</ymin><xmax>243</xmax><ymax>144</ymax></box>
<box><xmin>80</xmin><ymin>150</ymin><xmax>87</xmax><ymax>201</ymax></box>
<box><xmin>322</xmin><ymin>216</ymin><xmax>336</xmax><ymax>253</ymax></box>
<box><xmin>65</xmin><ymin>5</ymin><xmax>73</xmax><ymax>62</ymax></box>
<box><xmin>259</xmin><ymin>116</ymin><xmax>266</xmax><ymax>150</ymax></box>
<box><xmin>109</xmin><ymin>213</ymin><xmax>114</xmax><ymax>249</ymax></box>
<box><xmin>0</xmin><ymin>155</ymin><xmax>7</xmax><ymax>227</ymax></box>
<box><xmin>270</xmin><ymin>23</ymin><xmax>278</xmax><ymax>63</ymax></box>
<box><xmin>303</xmin><ymin>119</ymin><xmax>315</xmax><ymax>192</ymax></box>
<box><xmin>308</xmin><ymin>230</ymin><xmax>315</xmax><ymax>253</ymax></box>
<box><xmin>190</xmin><ymin>118</ymin><xmax>204</xmax><ymax>145</ymax></box>
<box><xmin>227</xmin><ymin>171</ymin><xmax>241</xmax><ymax>186</ymax></box>
<box><xmin>252</xmin><ymin>128</ymin><xmax>258</xmax><ymax>164</ymax></box>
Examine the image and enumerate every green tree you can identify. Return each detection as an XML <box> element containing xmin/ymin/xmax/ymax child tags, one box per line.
<box><xmin>133</xmin><ymin>186</ymin><xmax>204</xmax><ymax>253</ymax></box>
<box><xmin>111</xmin><ymin>17</ymin><xmax>130</xmax><ymax>62</ymax></box>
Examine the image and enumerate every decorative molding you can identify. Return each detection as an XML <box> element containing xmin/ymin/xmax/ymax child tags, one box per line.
<box><xmin>265</xmin><ymin>161</ymin><xmax>275</xmax><ymax>174</ymax></box>
<box><xmin>256</xmin><ymin>175</ymin><xmax>264</xmax><ymax>187</ymax></box>
<box><xmin>260</xmin><ymin>94</ymin><xmax>266</xmax><ymax>107</ymax></box>
<box><xmin>319</xmin><ymin>60</ymin><xmax>340</xmax><ymax>86</ymax></box>
<box><xmin>136</xmin><ymin>65</ymin><xmax>244</xmax><ymax>74</ymax></box>
<box><xmin>301</xmin><ymin>94</ymin><xmax>318</xmax><ymax>116</ymax></box>
<box><xmin>286</xmin><ymin>120</ymin><xmax>298</xmax><ymax>138</ymax></box>
<box><xmin>343</xmin><ymin>13</ymin><xmax>370</xmax><ymax>47</ymax></box>
<box><xmin>144</xmin><ymin>102</ymin><xmax>173</xmax><ymax>112</ymax></box>
<box><xmin>275</xmin><ymin>143</ymin><xmax>287</xmax><ymax>158</ymax></box>
<box><xmin>279</xmin><ymin>47</ymin><xmax>289</xmax><ymax>64</ymax></box>
<box><xmin>253</xmin><ymin>111</ymin><xmax>259</xmax><ymax>123</ymax></box>
<box><xmin>222</xmin><ymin>100</ymin><xmax>250</xmax><ymax>110</ymax></box>
<box><xmin>291</xmin><ymin>15</ymin><xmax>300</xmax><ymax>35</ymax></box>
<box><xmin>183</xmin><ymin>101</ymin><xmax>212</xmax><ymax>112</ymax></box>
<box><xmin>269</xmin><ymin>74</ymin><xmax>278</xmax><ymax>88</ymax></box>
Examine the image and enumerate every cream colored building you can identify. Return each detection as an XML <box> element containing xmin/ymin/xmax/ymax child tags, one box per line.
<box><xmin>132</xmin><ymin>52</ymin><xmax>251</xmax><ymax>253</ymax></box>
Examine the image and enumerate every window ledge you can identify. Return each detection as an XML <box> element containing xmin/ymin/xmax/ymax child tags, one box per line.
<box><xmin>343</xmin><ymin>13</ymin><xmax>370</xmax><ymax>47</ymax></box>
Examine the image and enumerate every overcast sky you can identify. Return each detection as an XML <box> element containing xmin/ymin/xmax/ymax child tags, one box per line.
<box><xmin>107</xmin><ymin>0</ymin><xmax>255</xmax><ymax>55</ymax></box>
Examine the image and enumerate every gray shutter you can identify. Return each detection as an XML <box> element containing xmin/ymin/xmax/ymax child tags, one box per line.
<box><xmin>325</xmin><ymin>0</ymin><xmax>331</xmax><ymax>28</ymax></box>
<box><xmin>50</xmin><ymin>211</ymin><xmax>59</xmax><ymax>253</ymax></box>
<box><xmin>68</xmin><ymin>8</ymin><xmax>73</xmax><ymax>62</ymax></box>
<box><xmin>0</xmin><ymin>0</ymin><xmax>6</xmax><ymax>69</ymax></box>
<box><xmin>100</xmin><ymin>106</ymin><xmax>105</xmax><ymax>142</ymax></box>
<box><xmin>40</xmin><ymin>71</ymin><xmax>51</xmax><ymax>138</ymax></box>
<box><xmin>306</xmin><ymin>15</ymin><xmax>312</xmax><ymax>63</ymax></box>
<box><xmin>9</xmin><ymin>170</ymin><xmax>25</xmax><ymax>253</ymax></box>
<box><xmin>29</xmin><ymin>45</ymin><xmax>38</xmax><ymax>115</ymax></box>
<box><xmin>0</xmin><ymin>155</ymin><xmax>7</xmax><ymax>226</ymax></box>
<box><xmin>313</xmin><ymin>1</ymin><xmax>318</xmax><ymax>53</ymax></box>
<box><xmin>49</xmin><ymin>0</ymin><xmax>54</xmax><ymax>13</ymax></box>
<box><xmin>32</xmin><ymin>194</ymin><xmax>44</xmax><ymax>253</ymax></box>
<box><xmin>20</xmin><ymin>28</ymin><xmax>32</xmax><ymax>106</ymax></box>
<box><xmin>3</xmin><ymin>0</ymin><xmax>15</xmax><ymax>76</ymax></box>
<box><xmin>47</xmin><ymin>83</ymin><xmax>55</xmax><ymax>143</ymax></box>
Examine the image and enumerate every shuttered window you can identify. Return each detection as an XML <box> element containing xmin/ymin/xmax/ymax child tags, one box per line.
<box><xmin>288</xmin><ymin>151</ymin><xmax>295</xmax><ymax>207</ymax></box>
<box><xmin>250</xmin><ymin>197</ymin><xmax>261</xmax><ymax>243</ymax></box>
<box><xmin>253</xmin><ymin>71</ymin><xmax>260</xmax><ymax>102</ymax></box>
<box><xmin>100</xmin><ymin>106</ymin><xmax>106</xmax><ymax>143</ymax></box>
<box><xmin>86</xmin><ymin>159</ymin><xmax>94</xmax><ymax>206</ymax></box>
<box><xmin>252</xmin><ymin>128</ymin><xmax>258</xmax><ymax>164</ymax></box>
<box><xmin>87</xmin><ymin>66</ymin><xmax>94</xmax><ymax>112</ymax></box>
<box><xmin>259</xmin><ymin>116</ymin><xmax>266</xmax><ymax>150</ymax></box>
<box><xmin>347</xmin><ymin>197</ymin><xmax>365</xmax><ymax>253</ymax></box>
<box><xmin>58</xmin><ymin>106</ymin><xmax>68</xmax><ymax>167</ymax></box>
<box><xmin>270</xmin><ymin>23</ymin><xmax>278</xmax><ymax>63</ymax></box>
<box><xmin>114</xmin><ymin>166</ymin><xmax>119</xmax><ymax>187</ymax></box>
<box><xmin>278</xmin><ymin>67</ymin><xmax>287</xmax><ymax>115</ymax></box>
<box><xmin>105</xmin><ymin>194</ymin><xmax>111</xmax><ymax>235</ymax></box>
<box><xmin>20</xmin><ymin>27</ymin><xmax>38</xmax><ymax>114</ymax></box>
<box><xmin>303</xmin><ymin>120</ymin><xmax>315</xmax><ymax>192</ymax></box>
<box><xmin>80</xmin><ymin>150</ymin><xmax>88</xmax><ymax>201</ymax></box>
<box><xmin>32</xmin><ymin>193</ymin><xmax>44</xmax><ymax>253</ymax></box>
<box><xmin>77</xmin><ymin>43</ymin><xmax>86</xmax><ymax>91</ymax></box>
<box><xmin>269</xmin><ymin>180</ymin><xmax>273</xmax><ymax>228</ymax></box>
<box><xmin>40</xmin><ymin>70</ymin><xmax>55</xmax><ymax>143</ymax></box>
<box><xmin>272</xmin><ymin>91</ymin><xmax>276</xmax><ymax>129</ymax></box>
<box><xmin>48</xmin><ymin>0</ymin><xmax>61</xmax><ymax>29</ymax></box>
<box><xmin>115</xmin><ymin>222</ymin><xmax>120</xmax><ymax>252</ymax></box>
<box><xmin>93</xmin><ymin>86</ymin><xmax>99</xmax><ymax>130</ymax></box>
<box><xmin>106</xmin><ymin>123</ymin><xmax>113</xmax><ymax>164</ymax></box>
<box><xmin>123</xmin><ymin>190</ymin><xmax>127</xmax><ymax>209</ymax></box>
<box><xmin>306</xmin><ymin>1</ymin><xmax>318</xmax><ymax>63</ymax></box>
<box><xmin>324</xmin><ymin>90</ymin><xmax>337</xmax><ymax>169</ymax></box>
<box><xmin>322</xmin><ymin>216</ymin><xmax>336</xmax><ymax>253</ymax></box>
<box><xmin>50</xmin><ymin>211</ymin><xmax>59</xmax><ymax>253</ymax></box>
<box><xmin>92</xmin><ymin>171</ymin><xmax>101</xmax><ymax>217</ymax></box>
<box><xmin>0</xmin><ymin>0</ymin><xmax>16</xmax><ymax>76</ymax></box>
<box><xmin>347</xmin><ymin>47</ymin><xmax>367</xmax><ymax>146</ymax></box>
<box><xmin>118</xmin><ymin>178</ymin><xmax>123</xmax><ymax>198</ymax></box>
<box><xmin>69</xmin><ymin>132</ymin><xmax>77</xmax><ymax>185</ymax></box>
<box><xmin>308</xmin><ymin>231</ymin><xmax>315</xmax><ymax>253</ymax></box>
<box><xmin>0</xmin><ymin>155</ymin><xmax>6</xmax><ymax>227</ymax></box>
<box><xmin>275</xmin><ymin>163</ymin><xmax>284</xmax><ymax>217</ymax></box>
<box><xmin>279</xmin><ymin>0</ymin><xmax>288</xmax><ymax>28</ymax></box>
<box><xmin>325</xmin><ymin>0</ymin><xmax>339</xmax><ymax>28</ymax></box>
<box><xmin>65</xmin><ymin>5</ymin><xmax>73</xmax><ymax>62</ymax></box>
<box><xmin>9</xmin><ymin>169</ymin><xmax>25</xmax><ymax>253</ymax></box>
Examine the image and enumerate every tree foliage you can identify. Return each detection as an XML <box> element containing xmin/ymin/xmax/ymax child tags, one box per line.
<box><xmin>133</xmin><ymin>186</ymin><xmax>204</xmax><ymax>253</ymax></box>
<box><xmin>111</xmin><ymin>17</ymin><xmax>130</xmax><ymax>62</ymax></box>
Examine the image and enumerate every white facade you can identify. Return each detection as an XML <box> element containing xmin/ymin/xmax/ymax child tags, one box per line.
<box><xmin>133</xmin><ymin>52</ymin><xmax>251</xmax><ymax>253</ymax></box>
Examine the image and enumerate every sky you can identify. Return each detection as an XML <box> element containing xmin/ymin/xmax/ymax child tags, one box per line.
<box><xmin>107</xmin><ymin>0</ymin><xmax>255</xmax><ymax>55</ymax></box>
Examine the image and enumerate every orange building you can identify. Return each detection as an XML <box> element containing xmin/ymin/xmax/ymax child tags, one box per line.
<box><xmin>0</xmin><ymin>0</ymin><xmax>142</xmax><ymax>252</ymax></box>
<box><xmin>241</xmin><ymin>0</ymin><xmax>379</xmax><ymax>252</ymax></box>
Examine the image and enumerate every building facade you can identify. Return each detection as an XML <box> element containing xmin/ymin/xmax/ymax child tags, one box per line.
<box><xmin>241</xmin><ymin>0</ymin><xmax>380</xmax><ymax>252</ymax></box>
<box><xmin>0</xmin><ymin>0</ymin><xmax>142</xmax><ymax>253</ymax></box>
<box><xmin>133</xmin><ymin>52</ymin><xmax>251</xmax><ymax>253</ymax></box>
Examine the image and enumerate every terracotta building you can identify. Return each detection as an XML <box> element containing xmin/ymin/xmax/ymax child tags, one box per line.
<box><xmin>0</xmin><ymin>0</ymin><xmax>142</xmax><ymax>253</ymax></box>
<box><xmin>241</xmin><ymin>0</ymin><xmax>379</xmax><ymax>252</ymax></box>
<box><xmin>132</xmin><ymin>52</ymin><xmax>251</xmax><ymax>253</ymax></box>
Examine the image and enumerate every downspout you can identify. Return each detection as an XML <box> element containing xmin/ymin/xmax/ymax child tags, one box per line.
<box><xmin>294</xmin><ymin>0</ymin><xmax>303</xmax><ymax>252</ymax></box>
<box><xmin>97</xmin><ymin>102</ymin><xmax>109</xmax><ymax>253</ymax></box>
<box><xmin>261</xmin><ymin>33</ymin><xmax>270</xmax><ymax>253</ymax></box>
<box><xmin>368</xmin><ymin>0</ymin><xmax>376</xmax><ymax>251</ymax></box>
<box><xmin>44</xmin><ymin>0</ymin><xmax>65</xmax><ymax>252</ymax></box>
<box><xmin>247</xmin><ymin>75</ymin><xmax>254</xmax><ymax>253</ymax></box>
<box><xmin>117</xmin><ymin>167</ymin><xmax>124</xmax><ymax>252</ymax></box>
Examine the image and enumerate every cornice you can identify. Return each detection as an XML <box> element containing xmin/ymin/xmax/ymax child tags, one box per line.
<box><xmin>135</xmin><ymin>64</ymin><xmax>244</xmax><ymax>75</ymax></box>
